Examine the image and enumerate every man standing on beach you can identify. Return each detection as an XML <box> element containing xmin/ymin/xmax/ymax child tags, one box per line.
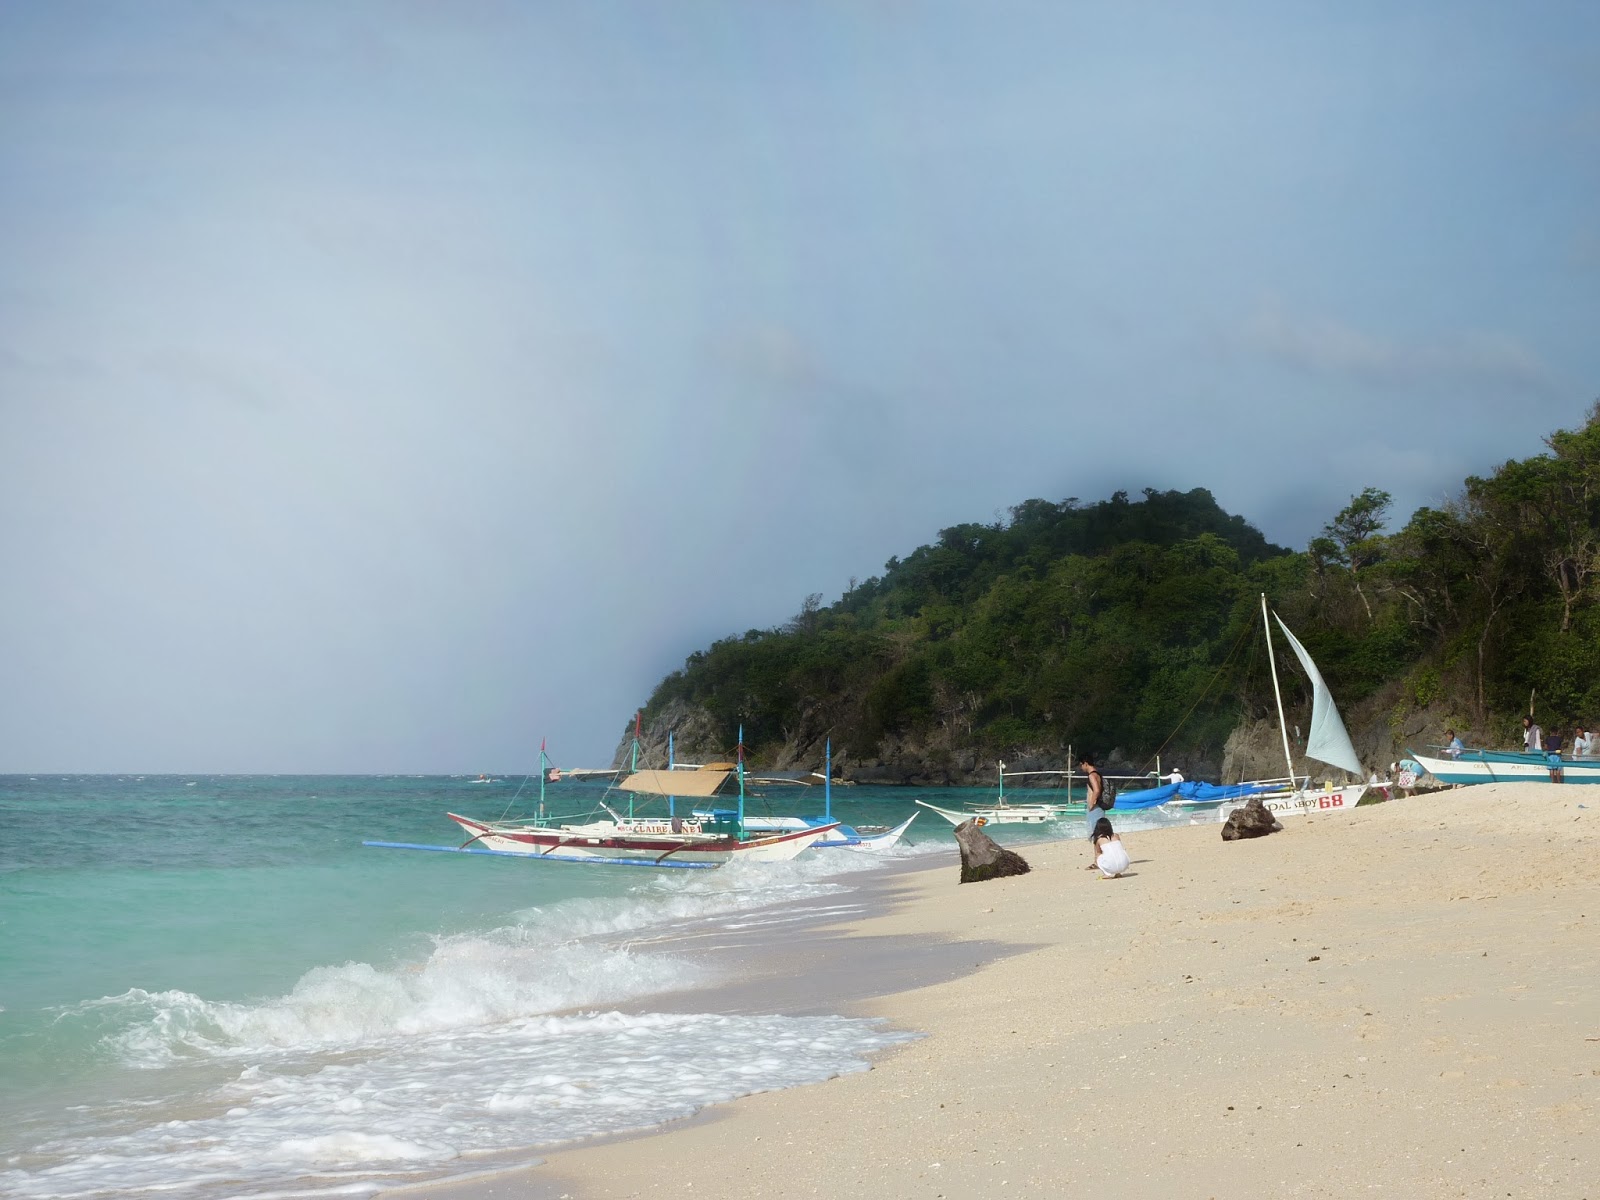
<box><xmin>1079</xmin><ymin>752</ymin><xmax>1107</xmax><ymax>869</ymax></box>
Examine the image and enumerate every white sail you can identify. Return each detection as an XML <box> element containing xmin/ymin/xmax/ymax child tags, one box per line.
<box><xmin>1273</xmin><ymin>614</ymin><xmax>1363</xmax><ymax>777</ymax></box>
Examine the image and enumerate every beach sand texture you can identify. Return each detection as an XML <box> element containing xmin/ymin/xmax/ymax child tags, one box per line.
<box><xmin>410</xmin><ymin>784</ymin><xmax>1598</xmax><ymax>1199</ymax></box>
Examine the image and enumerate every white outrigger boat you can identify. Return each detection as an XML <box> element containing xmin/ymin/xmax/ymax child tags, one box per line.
<box><xmin>915</xmin><ymin>763</ymin><xmax>1081</xmax><ymax>826</ymax></box>
<box><xmin>367</xmin><ymin>731</ymin><xmax>838</xmax><ymax>870</ymax></box>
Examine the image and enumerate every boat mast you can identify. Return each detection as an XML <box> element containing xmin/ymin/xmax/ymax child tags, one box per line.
<box><xmin>538</xmin><ymin>738</ymin><xmax>547</xmax><ymax>822</ymax></box>
<box><xmin>737</xmin><ymin>725</ymin><xmax>746</xmax><ymax>833</ymax></box>
<box><xmin>667</xmin><ymin>731</ymin><xmax>675</xmax><ymax>818</ymax></box>
<box><xmin>628</xmin><ymin>711</ymin><xmax>641</xmax><ymax>818</ymax></box>
<box><xmin>1262</xmin><ymin>592</ymin><xmax>1296</xmax><ymax>785</ymax></box>
<box><xmin>824</xmin><ymin>739</ymin><xmax>832</xmax><ymax>821</ymax></box>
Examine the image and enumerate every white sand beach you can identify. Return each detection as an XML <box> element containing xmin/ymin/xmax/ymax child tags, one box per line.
<box><xmin>397</xmin><ymin>783</ymin><xmax>1599</xmax><ymax>1199</ymax></box>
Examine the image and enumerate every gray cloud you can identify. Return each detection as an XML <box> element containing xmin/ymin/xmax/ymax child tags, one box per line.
<box><xmin>2</xmin><ymin>2</ymin><xmax>1597</xmax><ymax>770</ymax></box>
<box><xmin>1241</xmin><ymin>301</ymin><xmax>1559</xmax><ymax>395</ymax></box>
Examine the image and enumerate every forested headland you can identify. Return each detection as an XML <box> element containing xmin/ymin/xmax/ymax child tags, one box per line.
<box><xmin>623</xmin><ymin>407</ymin><xmax>1600</xmax><ymax>784</ymax></box>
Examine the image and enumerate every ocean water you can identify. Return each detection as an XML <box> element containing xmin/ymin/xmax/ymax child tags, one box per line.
<box><xmin>0</xmin><ymin>774</ymin><xmax>1192</xmax><ymax>1198</ymax></box>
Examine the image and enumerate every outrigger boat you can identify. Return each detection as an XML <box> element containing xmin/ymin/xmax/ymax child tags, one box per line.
<box><xmin>915</xmin><ymin>763</ymin><xmax>1081</xmax><ymax>826</ymax></box>
<box><xmin>366</xmin><ymin>731</ymin><xmax>838</xmax><ymax>870</ymax></box>
<box><xmin>705</xmin><ymin>741</ymin><xmax>917</xmax><ymax>850</ymax></box>
<box><xmin>1407</xmin><ymin>746</ymin><xmax>1600</xmax><ymax>786</ymax></box>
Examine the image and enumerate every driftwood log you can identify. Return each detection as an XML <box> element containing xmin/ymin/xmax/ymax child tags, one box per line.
<box><xmin>954</xmin><ymin>818</ymin><xmax>1031</xmax><ymax>882</ymax></box>
<box><xmin>1221</xmin><ymin>796</ymin><xmax>1284</xmax><ymax>841</ymax></box>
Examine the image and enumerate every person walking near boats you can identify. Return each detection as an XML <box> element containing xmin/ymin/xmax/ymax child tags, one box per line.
<box><xmin>1079</xmin><ymin>752</ymin><xmax>1107</xmax><ymax>869</ymax></box>
<box><xmin>1574</xmin><ymin>726</ymin><xmax>1594</xmax><ymax>758</ymax></box>
<box><xmin>1544</xmin><ymin>728</ymin><xmax>1566</xmax><ymax>783</ymax></box>
<box><xmin>1523</xmin><ymin>715</ymin><xmax>1543</xmax><ymax>753</ymax></box>
<box><xmin>1444</xmin><ymin>729</ymin><xmax>1464</xmax><ymax>759</ymax></box>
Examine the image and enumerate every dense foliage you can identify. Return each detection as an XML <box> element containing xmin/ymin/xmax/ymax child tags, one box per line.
<box><xmin>646</xmin><ymin>408</ymin><xmax>1600</xmax><ymax>766</ymax></box>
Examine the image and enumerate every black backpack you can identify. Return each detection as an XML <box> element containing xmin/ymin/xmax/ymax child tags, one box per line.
<box><xmin>1099</xmin><ymin>778</ymin><xmax>1117</xmax><ymax>810</ymax></box>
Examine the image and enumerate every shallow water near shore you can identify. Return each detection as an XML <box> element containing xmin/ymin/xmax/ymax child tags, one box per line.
<box><xmin>0</xmin><ymin>774</ymin><xmax>1197</xmax><ymax>1198</ymax></box>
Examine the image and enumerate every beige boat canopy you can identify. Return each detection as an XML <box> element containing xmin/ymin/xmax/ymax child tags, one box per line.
<box><xmin>617</xmin><ymin>766</ymin><xmax>734</xmax><ymax>798</ymax></box>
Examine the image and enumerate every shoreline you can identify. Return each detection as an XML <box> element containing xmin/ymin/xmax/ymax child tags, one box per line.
<box><xmin>388</xmin><ymin>785</ymin><xmax>1599</xmax><ymax>1198</ymax></box>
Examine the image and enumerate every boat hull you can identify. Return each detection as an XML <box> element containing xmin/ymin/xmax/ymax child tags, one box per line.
<box><xmin>1221</xmin><ymin>784</ymin><xmax>1367</xmax><ymax>819</ymax></box>
<box><xmin>1409</xmin><ymin>750</ymin><xmax>1600</xmax><ymax>785</ymax></box>
<box><xmin>734</xmin><ymin>812</ymin><xmax>918</xmax><ymax>849</ymax></box>
<box><xmin>914</xmin><ymin>798</ymin><xmax>1079</xmax><ymax>826</ymax></box>
<box><xmin>445</xmin><ymin>813</ymin><xmax>836</xmax><ymax>866</ymax></box>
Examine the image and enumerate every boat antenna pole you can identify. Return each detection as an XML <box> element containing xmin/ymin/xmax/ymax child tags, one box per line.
<box><xmin>997</xmin><ymin>760</ymin><xmax>1005</xmax><ymax>806</ymax></box>
<box><xmin>1262</xmin><ymin>592</ymin><xmax>1296</xmax><ymax>786</ymax></box>
<box><xmin>629</xmin><ymin>711</ymin><xmax>641</xmax><ymax>819</ymax></box>
<box><xmin>668</xmin><ymin>731</ymin><xmax>675</xmax><ymax>818</ymax></box>
<box><xmin>737</xmin><ymin>725</ymin><xmax>746</xmax><ymax>834</ymax></box>
<box><xmin>538</xmin><ymin>738</ymin><xmax>547</xmax><ymax>822</ymax></box>
<box><xmin>824</xmin><ymin>738</ymin><xmax>832</xmax><ymax>821</ymax></box>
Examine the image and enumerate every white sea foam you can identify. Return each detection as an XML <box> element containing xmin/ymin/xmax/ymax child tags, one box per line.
<box><xmin>4</xmin><ymin>1009</ymin><xmax>915</xmax><ymax>1200</ymax></box>
<box><xmin>7</xmin><ymin>852</ymin><xmax>919</xmax><ymax>1199</ymax></box>
<box><xmin>78</xmin><ymin>855</ymin><xmax>866</xmax><ymax>1066</ymax></box>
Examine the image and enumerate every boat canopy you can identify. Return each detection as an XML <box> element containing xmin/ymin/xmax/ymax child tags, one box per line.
<box><xmin>617</xmin><ymin>768</ymin><xmax>732</xmax><ymax>798</ymax></box>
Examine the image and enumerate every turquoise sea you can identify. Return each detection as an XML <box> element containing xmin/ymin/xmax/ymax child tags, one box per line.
<box><xmin>0</xmin><ymin>774</ymin><xmax>1192</xmax><ymax>1198</ymax></box>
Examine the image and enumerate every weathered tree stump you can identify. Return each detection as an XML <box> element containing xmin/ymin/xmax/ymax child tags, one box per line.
<box><xmin>954</xmin><ymin>818</ymin><xmax>1031</xmax><ymax>882</ymax></box>
<box><xmin>1221</xmin><ymin>796</ymin><xmax>1284</xmax><ymax>841</ymax></box>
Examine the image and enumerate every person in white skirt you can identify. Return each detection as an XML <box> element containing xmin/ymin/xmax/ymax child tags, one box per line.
<box><xmin>1090</xmin><ymin>817</ymin><xmax>1130</xmax><ymax>879</ymax></box>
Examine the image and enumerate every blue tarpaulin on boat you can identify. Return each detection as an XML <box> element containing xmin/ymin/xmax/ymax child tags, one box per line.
<box><xmin>1178</xmin><ymin>780</ymin><xmax>1277</xmax><ymax>802</ymax></box>
<box><xmin>1113</xmin><ymin>779</ymin><xmax>1279</xmax><ymax>809</ymax></box>
<box><xmin>1107</xmin><ymin>782</ymin><xmax>1180</xmax><ymax>809</ymax></box>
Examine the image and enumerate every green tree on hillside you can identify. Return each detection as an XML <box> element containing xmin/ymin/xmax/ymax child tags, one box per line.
<box><xmin>641</xmin><ymin>408</ymin><xmax>1600</xmax><ymax>771</ymax></box>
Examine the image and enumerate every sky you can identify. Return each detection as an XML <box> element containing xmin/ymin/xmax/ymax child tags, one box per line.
<box><xmin>2</xmin><ymin>2</ymin><xmax>1597</xmax><ymax>772</ymax></box>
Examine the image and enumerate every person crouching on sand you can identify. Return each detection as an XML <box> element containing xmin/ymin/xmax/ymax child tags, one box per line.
<box><xmin>1091</xmin><ymin>817</ymin><xmax>1129</xmax><ymax>879</ymax></box>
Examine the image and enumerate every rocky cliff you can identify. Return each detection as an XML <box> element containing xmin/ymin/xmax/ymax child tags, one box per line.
<box><xmin>613</xmin><ymin>683</ymin><xmax>1479</xmax><ymax>788</ymax></box>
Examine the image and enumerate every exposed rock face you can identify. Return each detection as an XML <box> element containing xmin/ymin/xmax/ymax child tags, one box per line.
<box><xmin>612</xmin><ymin>699</ymin><xmax>728</xmax><ymax>769</ymax></box>
<box><xmin>615</xmin><ymin>686</ymin><xmax>1473</xmax><ymax>787</ymax></box>
<box><xmin>953</xmin><ymin>819</ymin><xmax>1031</xmax><ymax>882</ymax></box>
<box><xmin>1221</xmin><ymin>796</ymin><xmax>1284</xmax><ymax>841</ymax></box>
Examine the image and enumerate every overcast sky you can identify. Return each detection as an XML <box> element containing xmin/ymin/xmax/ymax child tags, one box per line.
<box><xmin>3</xmin><ymin>2</ymin><xmax>1597</xmax><ymax>772</ymax></box>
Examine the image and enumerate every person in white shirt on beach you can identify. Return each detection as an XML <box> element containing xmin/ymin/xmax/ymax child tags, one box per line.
<box><xmin>1090</xmin><ymin>817</ymin><xmax>1130</xmax><ymax>879</ymax></box>
<box><xmin>1523</xmin><ymin>716</ymin><xmax>1543</xmax><ymax>753</ymax></box>
<box><xmin>1573</xmin><ymin>727</ymin><xmax>1593</xmax><ymax>757</ymax></box>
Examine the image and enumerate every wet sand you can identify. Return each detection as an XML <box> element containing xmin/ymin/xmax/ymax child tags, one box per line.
<box><xmin>391</xmin><ymin>784</ymin><xmax>1599</xmax><ymax>1199</ymax></box>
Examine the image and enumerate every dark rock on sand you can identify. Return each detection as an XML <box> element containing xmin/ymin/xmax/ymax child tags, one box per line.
<box><xmin>1221</xmin><ymin>796</ymin><xmax>1284</xmax><ymax>841</ymax></box>
<box><xmin>955</xmin><ymin>819</ymin><xmax>1032</xmax><ymax>882</ymax></box>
